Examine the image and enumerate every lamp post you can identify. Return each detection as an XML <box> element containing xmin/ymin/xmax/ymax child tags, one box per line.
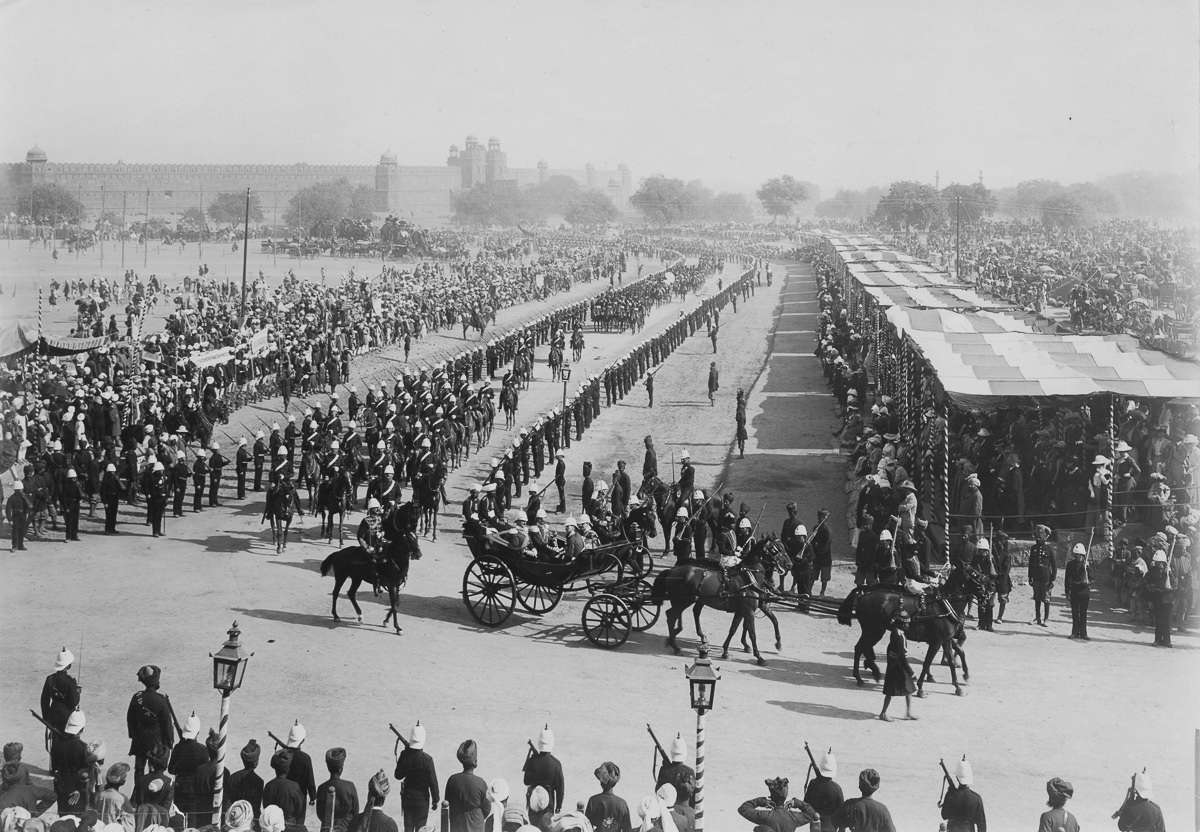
<box><xmin>685</xmin><ymin>647</ymin><xmax>720</xmax><ymax>832</ymax></box>
<box><xmin>210</xmin><ymin>621</ymin><xmax>253</xmax><ymax>823</ymax></box>
<box><xmin>560</xmin><ymin>364</ymin><xmax>571</xmax><ymax>450</ymax></box>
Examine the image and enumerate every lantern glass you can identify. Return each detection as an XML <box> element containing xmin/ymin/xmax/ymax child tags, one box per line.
<box><xmin>211</xmin><ymin>622</ymin><xmax>251</xmax><ymax>695</ymax></box>
<box><xmin>562</xmin><ymin>366</ymin><xmax>572</xmax><ymax>381</ymax></box>
<box><xmin>685</xmin><ymin>648</ymin><xmax>720</xmax><ymax>713</ymax></box>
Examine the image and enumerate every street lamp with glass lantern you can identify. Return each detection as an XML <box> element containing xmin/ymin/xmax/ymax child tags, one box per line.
<box><xmin>560</xmin><ymin>364</ymin><xmax>572</xmax><ymax>446</ymax></box>
<box><xmin>210</xmin><ymin>621</ymin><xmax>252</xmax><ymax>823</ymax></box>
<box><xmin>685</xmin><ymin>647</ymin><xmax>720</xmax><ymax>832</ymax></box>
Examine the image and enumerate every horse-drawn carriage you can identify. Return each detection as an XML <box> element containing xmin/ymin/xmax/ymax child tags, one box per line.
<box><xmin>460</xmin><ymin>531</ymin><xmax>660</xmax><ymax>648</ymax></box>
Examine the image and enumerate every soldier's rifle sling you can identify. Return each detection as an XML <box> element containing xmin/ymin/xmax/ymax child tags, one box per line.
<box><xmin>645</xmin><ymin>724</ymin><xmax>669</xmax><ymax>764</ymax></box>
<box><xmin>937</xmin><ymin>758</ymin><xmax>956</xmax><ymax>807</ymax></box>
<box><xmin>802</xmin><ymin>741</ymin><xmax>819</xmax><ymax>789</ymax></box>
<box><xmin>29</xmin><ymin>710</ymin><xmax>67</xmax><ymax>741</ymax></box>
<box><xmin>163</xmin><ymin>695</ymin><xmax>184</xmax><ymax>740</ymax></box>
<box><xmin>388</xmin><ymin>724</ymin><xmax>411</xmax><ymax>748</ymax></box>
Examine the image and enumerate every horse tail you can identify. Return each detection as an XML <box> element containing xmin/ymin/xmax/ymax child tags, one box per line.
<box><xmin>320</xmin><ymin>551</ymin><xmax>338</xmax><ymax>578</ymax></box>
<box><xmin>836</xmin><ymin>587</ymin><xmax>861</xmax><ymax>626</ymax></box>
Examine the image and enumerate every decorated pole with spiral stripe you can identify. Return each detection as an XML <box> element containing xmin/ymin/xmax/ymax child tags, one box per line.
<box><xmin>943</xmin><ymin>412</ymin><xmax>951</xmax><ymax>564</ymax></box>
<box><xmin>694</xmin><ymin>707</ymin><xmax>707</xmax><ymax>832</ymax></box>
<box><xmin>37</xmin><ymin>285</ymin><xmax>43</xmax><ymax>357</ymax></box>
<box><xmin>210</xmin><ymin>691</ymin><xmax>231</xmax><ymax>824</ymax></box>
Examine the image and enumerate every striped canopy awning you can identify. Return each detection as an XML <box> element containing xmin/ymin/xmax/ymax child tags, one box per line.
<box><xmin>900</xmin><ymin>322</ymin><xmax>1200</xmax><ymax>404</ymax></box>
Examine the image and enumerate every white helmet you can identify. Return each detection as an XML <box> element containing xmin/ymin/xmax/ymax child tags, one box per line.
<box><xmin>367</xmin><ymin>498</ymin><xmax>382</xmax><ymax>512</ymax></box>
<box><xmin>738</xmin><ymin>517</ymin><xmax>752</xmax><ymax>530</ymax></box>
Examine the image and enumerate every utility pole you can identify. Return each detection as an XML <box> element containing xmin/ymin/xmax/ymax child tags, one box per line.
<box><xmin>199</xmin><ymin>181</ymin><xmax>204</xmax><ymax>260</ymax></box>
<box><xmin>144</xmin><ymin>189</ymin><xmax>150</xmax><ymax>269</ymax></box>
<box><xmin>955</xmin><ymin>196</ymin><xmax>962</xmax><ymax>279</ymax></box>
<box><xmin>121</xmin><ymin>191</ymin><xmax>127</xmax><ymax>269</ymax></box>
<box><xmin>239</xmin><ymin>188</ymin><xmax>250</xmax><ymax>327</ymax></box>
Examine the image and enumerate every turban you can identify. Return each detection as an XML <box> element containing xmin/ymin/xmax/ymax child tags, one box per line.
<box><xmin>655</xmin><ymin>784</ymin><xmax>676</xmax><ymax>806</ymax></box>
<box><xmin>456</xmin><ymin>740</ymin><xmax>478</xmax><ymax>767</ymax></box>
<box><xmin>326</xmin><ymin>748</ymin><xmax>347</xmax><ymax>768</ymax></box>
<box><xmin>105</xmin><ymin>762</ymin><xmax>130</xmax><ymax>786</ymax></box>
<box><xmin>260</xmin><ymin>806</ymin><xmax>285</xmax><ymax>832</ymax></box>
<box><xmin>2</xmin><ymin>744</ymin><xmax>22</xmax><ymax>764</ymax></box>
<box><xmin>137</xmin><ymin>665</ymin><xmax>161</xmax><ymax>687</ymax></box>
<box><xmin>549</xmin><ymin>812</ymin><xmax>594</xmax><ymax>832</ymax></box>
<box><xmin>368</xmin><ymin>770</ymin><xmax>390</xmax><ymax>798</ymax></box>
<box><xmin>858</xmin><ymin>769</ymin><xmax>881</xmax><ymax>795</ymax></box>
<box><xmin>224</xmin><ymin>801</ymin><xmax>253</xmax><ymax>832</ymax></box>
<box><xmin>146</xmin><ymin>743</ymin><xmax>170</xmax><ymax>770</ymax></box>
<box><xmin>206</xmin><ymin>729</ymin><xmax>220</xmax><ymax>755</ymax></box>
<box><xmin>2</xmin><ymin>808</ymin><xmax>32</xmax><ymax>832</ymax></box>
<box><xmin>240</xmin><ymin>740</ymin><xmax>261</xmax><ymax>767</ymax></box>
<box><xmin>270</xmin><ymin>748</ymin><xmax>293</xmax><ymax>773</ymax></box>
<box><xmin>594</xmin><ymin>762</ymin><xmax>620</xmax><ymax>788</ymax></box>
<box><xmin>529</xmin><ymin>786</ymin><xmax>550</xmax><ymax>813</ymax></box>
<box><xmin>1046</xmin><ymin>777</ymin><xmax>1073</xmax><ymax>800</ymax></box>
<box><xmin>0</xmin><ymin>764</ymin><xmax>21</xmax><ymax>786</ymax></box>
<box><xmin>765</xmin><ymin>777</ymin><xmax>789</xmax><ymax>796</ymax></box>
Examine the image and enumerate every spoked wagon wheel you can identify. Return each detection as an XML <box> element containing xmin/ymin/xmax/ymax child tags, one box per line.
<box><xmin>462</xmin><ymin>556</ymin><xmax>516</xmax><ymax>627</ymax></box>
<box><xmin>582</xmin><ymin>593</ymin><xmax>632</xmax><ymax>649</ymax></box>
<box><xmin>585</xmin><ymin>552</ymin><xmax>625</xmax><ymax>594</ymax></box>
<box><xmin>627</xmin><ymin>579</ymin><xmax>661</xmax><ymax>632</ymax></box>
<box><xmin>515</xmin><ymin>580</ymin><xmax>564</xmax><ymax>615</ymax></box>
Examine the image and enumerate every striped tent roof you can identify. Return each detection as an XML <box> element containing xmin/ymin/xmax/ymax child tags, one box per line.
<box><xmin>899</xmin><ymin>320</ymin><xmax>1200</xmax><ymax>404</ymax></box>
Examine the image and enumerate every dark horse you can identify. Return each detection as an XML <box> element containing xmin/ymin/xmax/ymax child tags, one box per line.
<box><xmin>315</xmin><ymin>469</ymin><xmax>354</xmax><ymax>544</ymax></box>
<box><xmin>413</xmin><ymin>461</ymin><xmax>449</xmax><ymax>541</ymax></box>
<box><xmin>836</xmin><ymin>565</ymin><xmax>991</xmax><ymax>696</ymax></box>
<box><xmin>319</xmin><ymin>503</ymin><xmax>422</xmax><ymax>633</ymax></box>
<box><xmin>649</xmin><ymin>536</ymin><xmax>791</xmax><ymax>665</ymax></box>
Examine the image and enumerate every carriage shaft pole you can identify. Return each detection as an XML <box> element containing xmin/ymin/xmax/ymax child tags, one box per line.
<box><xmin>694</xmin><ymin>708</ymin><xmax>706</xmax><ymax>832</ymax></box>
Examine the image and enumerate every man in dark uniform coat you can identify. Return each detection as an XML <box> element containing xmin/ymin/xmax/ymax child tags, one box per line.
<box><xmin>316</xmin><ymin>747</ymin><xmax>359</xmax><ymax>832</ymax></box>
<box><xmin>677</xmin><ymin>451</ymin><xmax>695</xmax><ymax>500</ymax></box>
<box><xmin>1064</xmin><ymin>542</ymin><xmax>1093</xmax><ymax>640</ymax></box>
<box><xmin>284</xmin><ymin>722</ymin><xmax>318</xmax><ymax>822</ymax></box>
<box><xmin>445</xmin><ymin>742</ymin><xmax>488</xmax><ymax>832</ymax></box>
<box><xmin>643</xmin><ymin>436</ymin><xmax>658</xmax><ymax>482</ymax></box>
<box><xmin>208</xmin><ymin>442</ymin><xmax>229</xmax><ymax>507</ymax></box>
<box><xmin>50</xmin><ymin>710</ymin><xmax>89</xmax><ymax>814</ymax></box>
<box><xmin>41</xmin><ymin>647</ymin><xmax>81</xmax><ymax>736</ymax></box>
<box><xmin>253</xmin><ymin>431</ymin><xmax>268</xmax><ymax>492</ymax></box>
<box><xmin>262</xmin><ymin>747</ymin><xmax>306</xmax><ymax>826</ymax></box>
<box><xmin>99</xmin><ymin>464</ymin><xmax>122</xmax><ymax>533</ymax></box>
<box><xmin>169</xmin><ymin>712</ymin><xmax>210</xmax><ymax>826</ymax></box>
<box><xmin>522</xmin><ymin>725</ymin><xmax>564</xmax><ymax>814</ymax></box>
<box><xmin>655</xmin><ymin>734</ymin><xmax>695</xmax><ymax>807</ymax></box>
<box><xmin>223</xmin><ymin>740</ymin><xmax>264</xmax><ymax>820</ymax></box>
<box><xmin>235</xmin><ymin>438</ymin><xmax>251</xmax><ymax>500</ymax></box>
<box><xmin>1028</xmin><ymin>524</ymin><xmax>1058</xmax><ymax>626</ymax></box>
<box><xmin>195</xmin><ymin>729</ymin><xmax>223</xmax><ymax>825</ymax></box>
<box><xmin>1114</xmin><ymin>770</ymin><xmax>1165</xmax><ymax>832</ymax></box>
<box><xmin>191</xmin><ymin>452</ymin><xmax>208</xmax><ymax>513</ymax></box>
<box><xmin>171</xmin><ymin>457</ymin><xmax>189</xmax><ymax>517</ymax></box>
<box><xmin>940</xmin><ymin>758</ymin><xmax>986</xmax><ymax>832</ymax></box>
<box><xmin>581</xmin><ymin>462</ymin><xmax>594</xmax><ymax>517</ymax></box>
<box><xmin>554</xmin><ymin>451</ymin><xmax>567</xmax><ymax>514</ymax></box>
<box><xmin>126</xmin><ymin>664</ymin><xmax>174</xmax><ymax>800</ymax></box>
<box><xmin>394</xmin><ymin>722</ymin><xmax>438</xmax><ymax>832</ymax></box>
<box><xmin>60</xmin><ymin>469</ymin><xmax>83</xmax><ymax>541</ymax></box>
<box><xmin>802</xmin><ymin>750</ymin><xmax>844</xmax><ymax>832</ymax></box>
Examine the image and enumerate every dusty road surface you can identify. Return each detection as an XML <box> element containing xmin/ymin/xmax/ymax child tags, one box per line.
<box><xmin>1</xmin><ymin>252</ymin><xmax>1196</xmax><ymax>831</ymax></box>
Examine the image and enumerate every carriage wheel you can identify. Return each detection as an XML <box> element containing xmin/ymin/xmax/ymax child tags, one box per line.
<box><xmin>585</xmin><ymin>552</ymin><xmax>624</xmax><ymax>594</ymax></box>
<box><xmin>627</xmin><ymin>579</ymin><xmax>662</xmax><ymax>632</ymax></box>
<box><xmin>582</xmin><ymin>594</ymin><xmax>632</xmax><ymax>649</ymax></box>
<box><xmin>462</xmin><ymin>556</ymin><xmax>516</xmax><ymax>627</ymax></box>
<box><xmin>515</xmin><ymin>580</ymin><xmax>564</xmax><ymax>615</ymax></box>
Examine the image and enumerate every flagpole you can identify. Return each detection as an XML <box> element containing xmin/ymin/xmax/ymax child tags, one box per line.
<box><xmin>239</xmin><ymin>188</ymin><xmax>250</xmax><ymax>328</ymax></box>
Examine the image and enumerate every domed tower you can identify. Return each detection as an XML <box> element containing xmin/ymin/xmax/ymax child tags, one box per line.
<box><xmin>485</xmin><ymin>136</ymin><xmax>507</xmax><ymax>183</ymax></box>
<box><xmin>537</xmin><ymin>159</ymin><xmax>548</xmax><ymax>185</ymax></box>
<box><xmin>376</xmin><ymin>150</ymin><xmax>399</xmax><ymax>213</ymax></box>
<box><xmin>26</xmin><ymin>144</ymin><xmax>48</xmax><ymax>187</ymax></box>
<box><xmin>585</xmin><ymin>162</ymin><xmax>596</xmax><ymax>190</ymax></box>
<box><xmin>460</xmin><ymin>135</ymin><xmax>486</xmax><ymax>188</ymax></box>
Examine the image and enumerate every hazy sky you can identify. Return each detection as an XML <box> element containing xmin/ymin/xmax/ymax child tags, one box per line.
<box><xmin>3</xmin><ymin>0</ymin><xmax>1197</xmax><ymax>196</ymax></box>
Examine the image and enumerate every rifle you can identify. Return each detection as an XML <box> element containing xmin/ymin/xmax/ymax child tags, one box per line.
<box><xmin>268</xmin><ymin>730</ymin><xmax>297</xmax><ymax>749</ymax></box>
<box><xmin>646</xmin><ymin>725</ymin><xmax>669</xmax><ymax>778</ymax></box>
<box><xmin>937</xmin><ymin>758</ymin><xmax>957</xmax><ymax>807</ymax></box>
<box><xmin>30</xmin><ymin>710</ymin><xmax>67</xmax><ymax>741</ymax></box>
<box><xmin>388</xmin><ymin>723</ymin><xmax>411</xmax><ymax>756</ymax></box>
<box><xmin>1112</xmin><ymin>769</ymin><xmax>1143</xmax><ymax>819</ymax></box>
<box><xmin>802</xmin><ymin>742</ymin><xmax>820</xmax><ymax>790</ymax></box>
<box><xmin>163</xmin><ymin>695</ymin><xmax>184</xmax><ymax>741</ymax></box>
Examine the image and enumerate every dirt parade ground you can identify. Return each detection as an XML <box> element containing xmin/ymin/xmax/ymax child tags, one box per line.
<box><xmin>1</xmin><ymin>246</ymin><xmax>1197</xmax><ymax>831</ymax></box>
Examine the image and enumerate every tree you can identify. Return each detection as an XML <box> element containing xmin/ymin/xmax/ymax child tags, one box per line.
<box><xmin>207</xmin><ymin>191</ymin><xmax>264</xmax><ymax>225</ymax></box>
<box><xmin>1066</xmin><ymin>182</ymin><xmax>1118</xmax><ymax>217</ymax></box>
<box><xmin>180</xmin><ymin>207</ymin><xmax>206</xmax><ymax>227</ymax></box>
<box><xmin>814</xmin><ymin>188</ymin><xmax>883</xmax><ymax>221</ymax></box>
<box><xmin>6</xmin><ymin>183</ymin><xmax>86</xmax><ymax>224</ymax></box>
<box><xmin>709</xmin><ymin>192</ymin><xmax>754</xmax><ymax>223</ymax></box>
<box><xmin>940</xmin><ymin>182</ymin><xmax>997</xmax><ymax>224</ymax></box>
<box><xmin>873</xmin><ymin>180</ymin><xmax>947</xmax><ymax>230</ymax></box>
<box><xmin>283</xmin><ymin>179</ymin><xmax>372</xmax><ymax>236</ymax></box>
<box><xmin>1040</xmin><ymin>194</ymin><xmax>1092</xmax><ymax>228</ymax></box>
<box><xmin>453</xmin><ymin>181</ymin><xmax>531</xmax><ymax>227</ymax></box>
<box><xmin>1013</xmin><ymin>179</ymin><xmax>1065</xmax><ymax>217</ymax></box>
<box><xmin>564</xmin><ymin>191</ymin><xmax>618</xmax><ymax>228</ymax></box>
<box><xmin>1097</xmin><ymin>171</ymin><xmax>1194</xmax><ymax>219</ymax></box>
<box><xmin>629</xmin><ymin>175</ymin><xmax>688</xmax><ymax>225</ymax></box>
<box><xmin>527</xmin><ymin>175</ymin><xmax>581</xmax><ymax>217</ymax></box>
<box><xmin>756</xmin><ymin>175</ymin><xmax>808</xmax><ymax>220</ymax></box>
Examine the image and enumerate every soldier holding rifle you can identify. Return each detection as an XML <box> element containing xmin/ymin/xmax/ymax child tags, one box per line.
<box><xmin>938</xmin><ymin>756</ymin><xmax>986</xmax><ymax>832</ymax></box>
<box><xmin>391</xmin><ymin>721</ymin><xmax>439</xmax><ymax>832</ymax></box>
<box><xmin>800</xmin><ymin>744</ymin><xmax>842</xmax><ymax>832</ymax></box>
